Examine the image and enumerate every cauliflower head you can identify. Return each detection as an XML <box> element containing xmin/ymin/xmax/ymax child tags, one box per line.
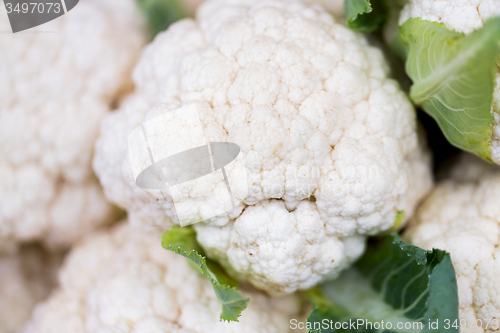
<box><xmin>405</xmin><ymin>154</ymin><xmax>500</xmax><ymax>333</ymax></box>
<box><xmin>24</xmin><ymin>222</ymin><xmax>307</xmax><ymax>333</ymax></box>
<box><xmin>0</xmin><ymin>0</ymin><xmax>145</xmax><ymax>251</ymax></box>
<box><xmin>0</xmin><ymin>246</ymin><xmax>62</xmax><ymax>333</ymax></box>
<box><xmin>398</xmin><ymin>0</ymin><xmax>500</xmax><ymax>165</ymax></box>
<box><xmin>93</xmin><ymin>0</ymin><xmax>432</xmax><ymax>294</ymax></box>
<box><xmin>399</xmin><ymin>0</ymin><xmax>500</xmax><ymax>34</ymax></box>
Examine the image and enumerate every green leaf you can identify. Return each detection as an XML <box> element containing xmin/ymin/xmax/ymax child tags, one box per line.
<box><xmin>136</xmin><ymin>0</ymin><xmax>188</xmax><ymax>39</ymax></box>
<box><xmin>345</xmin><ymin>0</ymin><xmax>387</xmax><ymax>32</ymax></box>
<box><xmin>399</xmin><ymin>18</ymin><xmax>500</xmax><ymax>162</ymax></box>
<box><xmin>380</xmin><ymin>210</ymin><xmax>406</xmax><ymax>236</ymax></box>
<box><xmin>161</xmin><ymin>225</ymin><xmax>203</xmax><ymax>253</ymax></box>
<box><xmin>161</xmin><ymin>227</ymin><xmax>248</xmax><ymax>322</ymax></box>
<box><xmin>306</xmin><ymin>233</ymin><xmax>458</xmax><ymax>333</ymax></box>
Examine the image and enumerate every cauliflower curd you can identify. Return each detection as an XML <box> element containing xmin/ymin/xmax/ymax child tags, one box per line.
<box><xmin>406</xmin><ymin>154</ymin><xmax>500</xmax><ymax>333</ymax></box>
<box><xmin>93</xmin><ymin>0</ymin><xmax>433</xmax><ymax>294</ymax></box>
<box><xmin>24</xmin><ymin>222</ymin><xmax>307</xmax><ymax>333</ymax></box>
<box><xmin>0</xmin><ymin>0</ymin><xmax>145</xmax><ymax>252</ymax></box>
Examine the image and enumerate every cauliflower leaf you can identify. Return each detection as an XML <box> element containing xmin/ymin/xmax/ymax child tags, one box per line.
<box><xmin>400</xmin><ymin>18</ymin><xmax>500</xmax><ymax>162</ymax></box>
<box><xmin>345</xmin><ymin>0</ymin><xmax>387</xmax><ymax>32</ymax></box>
<box><xmin>306</xmin><ymin>233</ymin><xmax>458</xmax><ymax>333</ymax></box>
<box><xmin>136</xmin><ymin>0</ymin><xmax>188</xmax><ymax>39</ymax></box>
<box><xmin>162</xmin><ymin>227</ymin><xmax>249</xmax><ymax>322</ymax></box>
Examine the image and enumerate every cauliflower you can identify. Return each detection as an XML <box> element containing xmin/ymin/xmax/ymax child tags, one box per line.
<box><xmin>405</xmin><ymin>154</ymin><xmax>500</xmax><ymax>333</ymax></box>
<box><xmin>0</xmin><ymin>246</ymin><xmax>62</xmax><ymax>333</ymax></box>
<box><xmin>399</xmin><ymin>0</ymin><xmax>500</xmax><ymax>34</ymax></box>
<box><xmin>397</xmin><ymin>0</ymin><xmax>500</xmax><ymax>165</ymax></box>
<box><xmin>93</xmin><ymin>0</ymin><xmax>433</xmax><ymax>294</ymax></box>
<box><xmin>179</xmin><ymin>0</ymin><xmax>345</xmax><ymax>20</ymax></box>
<box><xmin>194</xmin><ymin>200</ymin><xmax>366</xmax><ymax>294</ymax></box>
<box><xmin>24</xmin><ymin>222</ymin><xmax>307</xmax><ymax>333</ymax></box>
<box><xmin>0</xmin><ymin>0</ymin><xmax>145</xmax><ymax>251</ymax></box>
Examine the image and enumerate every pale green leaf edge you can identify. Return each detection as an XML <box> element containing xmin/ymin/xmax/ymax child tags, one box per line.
<box><xmin>400</xmin><ymin>17</ymin><xmax>500</xmax><ymax>162</ymax></box>
<box><xmin>345</xmin><ymin>0</ymin><xmax>373</xmax><ymax>23</ymax></box>
<box><xmin>161</xmin><ymin>231</ymin><xmax>249</xmax><ymax>322</ymax></box>
<box><xmin>344</xmin><ymin>0</ymin><xmax>388</xmax><ymax>32</ymax></box>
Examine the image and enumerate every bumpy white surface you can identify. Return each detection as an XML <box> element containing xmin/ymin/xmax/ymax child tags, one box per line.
<box><xmin>93</xmin><ymin>0</ymin><xmax>432</xmax><ymax>294</ymax></box>
<box><xmin>0</xmin><ymin>0</ymin><xmax>145</xmax><ymax>251</ymax></box>
<box><xmin>398</xmin><ymin>0</ymin><xmax>500</xmax><ymax>165</ymax></box>
<box><xmin>194</xmin><ymin>200</ymin><xmax>366</xmax><ymax>294</ymax></box>
<box><xmin>23</xmin><ymin>222</ymin><xmax>306</xmax><ymax>333</ymax></box>
<box><xmin>405</xmin><ymin>154</ymin><xmax>500</xmax><ymax>333</ymax></box>
<box><xmin>399</xmin><ymin>0</ymin><xmax>500</xmax><ymax>33</ymax></box>
<box><xmin>0</xmin><ymin>246</ymin><xmax>62</xmax><ymax>333</ymax></box>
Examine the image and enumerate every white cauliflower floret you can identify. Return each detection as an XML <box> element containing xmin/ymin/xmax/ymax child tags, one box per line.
<box><xmin>23</xmin><ymin>222</ymin><xmax>307</xmax><ymax>333</ymax></box>
<box><xmin>397</xmin><ymin>0</ymin><xmax>500</xmax><ymax>165</ymax></box>
<box><xmin>399</xmin><ymin>0</ymin><xmax>500</xmax><ymax>34</ymax></box>
<box><xmin>93</xmin><ymin>0</ymin><xmax>432</xmax><ymax>294</ymax></box>
<box><xmin>0</xmin><ymin>0</ymin><xmax>145</xmax><ymax>251</ymax></box>
<box><xmin>0</xmin><ymin>246</ymin><xmax>62</xmax><ymax>333</ymax></box>
<box><xmin>405</xmin><ymin>154</ymin><xmax>500</xmax><ymax>333</ymax></box>
<box><xmin>195</xmin><ymin>200</ymin><xmax>365</xmax><ymax>294</ymax></box>
<box><xmin>182</xmin><ymin>0</ymin><xmax>346</xmax><ymax>19</ymax></box>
